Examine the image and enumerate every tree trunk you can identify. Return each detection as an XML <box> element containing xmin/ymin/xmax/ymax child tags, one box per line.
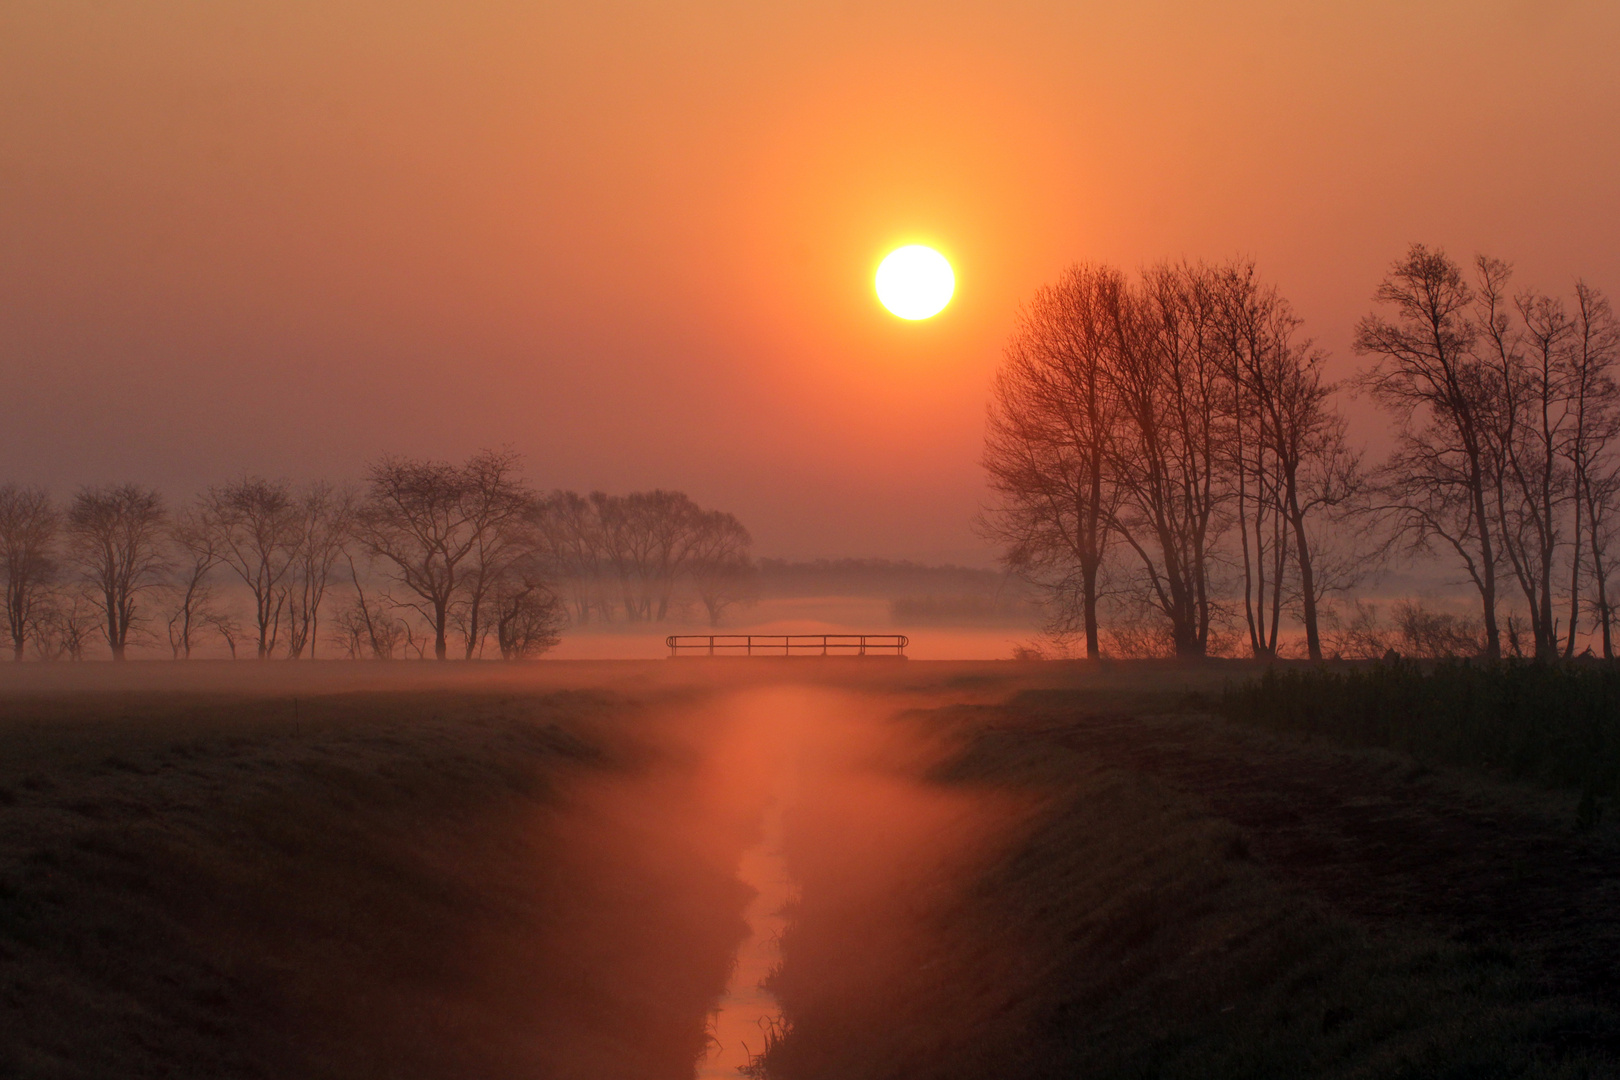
<box><xmin>1566</xmin><ymin>494</ymin><xmax>1584</xmax><ymax>659</ymax></box>
<box><xmin>1173</xmin><ymin>623</ymin><xmax>1204</xmax><ymax>658</ymax></box>
<box><xmin>1288</xmin><ymin>498</ymin><xmax>1322</xmax><ymax>661</ymax></box>
<box><xmin>105</xmin><ymin>598</ymin><xmax>125</xmax><ymax>661</ymax></box>
<box><xmin>1472</xmin><ymin>478</ymin><xmax>1502</xmax><ymax>661</ymax></box>
<box><xmin>1081</xmin><ymin>559</ymin><xmax>1100</xmax><ymax>660</ymax></box>
<box><xmin>463</xmin><ymin>596</ymin><xmax>481</xmax><ymax>660</ymax></box>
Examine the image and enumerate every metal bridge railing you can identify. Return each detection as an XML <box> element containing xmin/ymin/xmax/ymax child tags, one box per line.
<box><xmin>665</xmin><ymin>634</ymin><xmax>909</xmax><ymax>658</ymax></box>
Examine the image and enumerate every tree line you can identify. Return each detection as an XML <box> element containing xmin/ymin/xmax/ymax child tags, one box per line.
<box><xmin>984</xmin><ymin>244</ymin><xmax>1620</xmax><ymax>661</ymax></box>
<box><xmin>0</xmin><ymin>451</ymin><xmax>756</xmax><ymax>661</ymax></box>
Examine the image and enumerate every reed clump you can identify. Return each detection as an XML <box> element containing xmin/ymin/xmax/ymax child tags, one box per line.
<box><xmin>1220</xmin><ymin>661</ymin><xmax>1620</xmax><ymax>800</ymax></box>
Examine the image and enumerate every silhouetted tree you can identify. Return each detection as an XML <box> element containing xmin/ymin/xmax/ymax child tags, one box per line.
<box><xmin>0</xmin><ymin>484</ymin><xmax>59</xmax><ymax>661</ymax></box>
<box><xmin>1106</xmin><ymin>263</ymin><xmax>1230</xmax><ymax>657</ymax></box>
<box><xmin>1562</xmin><ymin>285</ymin><xmax>1620</xmax><ymax>657</ymax></box>
<box><xmin>987</xmin><ymin>260</ymin><xmax>1362</xmax><ymax>659</ymax></box>
<box><xmin>355</xmin><ymin>449</ymin><xmax>532</xmax><ymax>659</ymax></box>
<box><xmin>34</xmin><ymin>589</ymin><xmax>100</xmax><ymax>661</ymax></box>
<box><xmin>453</xmin><ymin>454</ymin><xmax>535</xmax><ymax>658</ymax></box>
<box><xmin>1216</xmin><ymin>264</ymin><xmax>1361</xmax><ymax>660</ymax></box>
<box><xmin>690</xmin><ymin>510</ymin><xmax>757</xmax><ymax>626</ymax></box>
<box><xmin>491</xmin><ymin>569</ymin><xmax>563</xmax><ymax>659</ymax></box>
<box><xmin>285</xmin><ymin>483</ymin><xmax>355</xmax><ymax>659</ymax></box>
<box><xmin>983</xmin><ymin>264</ymin><xmax>1124</xmax><ymax>658</ymax></box>
<box><xmin>1355</xmin><ymin>245</ymin><xmax>1503</xmax><ymax>660</ymax></box>
<box><xmin>165</xmin><ymin>503</ymin><xmax>224</xmax><ymax>659</ymax></box>
<box><xmin>535</xmin><ymin>490</ymin><xmax>611</xmax><ymax>624</ymax></box>
<box><xmin>65</xmin><ymin>484</ymin><xmax>167</xmax><ymax>660</ymax></box>
<box><xmin>203</xmin><ymin>478</ymin><xmax>302</xmax><ymax>658</ymax></box>
<box><xmin>593</xmin><ymin>490</ymin><xmax>710</xmax><ymax>622</ymax></box>
<box><xmin>1479</xmin><ymin>272</ymin><xmax>1620</xmax><ymax>659</ymax></box>
<box><xmin>335</xmin><ymin>554</ymin><xmax>405</xmax><ymax>659</ymax></box>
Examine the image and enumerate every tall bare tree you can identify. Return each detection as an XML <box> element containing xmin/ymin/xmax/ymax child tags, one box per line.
<box><xmin>985</xmin><ymin>260</ymin><xmax>1360</xmax><ymax>658</ymax></box>
<box><xmin>536</xmin><ymin>490</ymin><xmax>610</xmax><ymax>624</ymax></box>
<box><xmin>65</xmin><ymin>484</ymin><xmax>167</xmax><ymax>660</ymax></box>
<box><xmin>335</xmin><ymin>554</ymin><xmax>405</xmax><ymax>660</ymax></box>
<box><xmin>204</xmin><ymin>478</ymin><xmax>302</xmax><ymax>659</ymax></box>
<box><xmin>593</xmin><ymin>490</ymin><xmax>709</xmax><ymax>622</ymax></box>
<box><xmin>166</xmin><ymin>503</ymin><xmax>224</xmax><ymax>659</ymax></box>
<box><xmin>1215</xmin><ymin>264</ymin><xmax>1291</xmax><ymax>658</ymax></box>
<box><xmin>983</xmin><ymin>264</ymin><xmax>1124</xmax><ymax>658</ymax></box>
<box><xmin>453</xmin><ymin>454</ymin><xmax>535</xmax><ymax>658</ymax></box>
<box><xmin>1106</xmin><ymin>262</ymin><xmax>1229</xmax><ymax>657</ymax></box>
<box><xmin>690</xmin><ymin>510</ymin><xmax>756</xmax><ymax>627</ymax></box>
<box><xmin>1219</xmin><ymin>266</ymin><xmax>1360</xmax><ymax>660</ymax></box>
<box><xmin>1355</xmin><ymin>244</ymin><xmax>1503</xmax><ymax>660</ymax></box>
<box><xmin>1567</xmin><ymin>284</ymin><xmax>1620</xmax><ymax>656</ymax></box>
<box><xmin>0</xmin><ymin>484</ymin><xmax>59</xmax><ymax>661</ymax></box>
<box><xmin>285</xmin><ymin>483</ymin><xmax>355</xmax><ymax>659</ymax></box>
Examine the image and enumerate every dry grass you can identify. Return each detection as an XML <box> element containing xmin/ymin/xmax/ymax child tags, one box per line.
<box><xmin>757</xmin><ymin>679</ymin><xmax>1620</xmax><ymax>1079</ymax></box>
<box><xmin>0</xmin><ymin>677</ymin><xmax>753</xmax><ymax>1080</ymax></box>
<box><xmin>7</xmin><ymin>659</ymin><xmax>1617</xmax><ymax>1079</ymax></box>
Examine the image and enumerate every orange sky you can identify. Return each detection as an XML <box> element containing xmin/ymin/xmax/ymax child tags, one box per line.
<box><xmin>3</xmin><ymin>0</ymin><xmax>1618</xmax><ymax>563</ymax></box>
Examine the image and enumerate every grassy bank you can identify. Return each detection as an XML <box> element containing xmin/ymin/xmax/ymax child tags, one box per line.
<box><xmin>756</xmin><ymin>700</ymin><xmax>1620</xmax><ymax>1080</ymax></box>
<box><xmin>0</xmin><ymin>686</ymin><xmax>750</xmax><ymax>1080</ymax></box>
<box><xmin>1219</xmin><ymin>662</ymin><xmax>1620</xmax><ymax>810</ymax></box>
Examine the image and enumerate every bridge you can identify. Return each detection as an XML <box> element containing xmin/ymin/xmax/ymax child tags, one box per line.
<box><xmin>664</xmin><ymin>634</ymin><xmax>908</xmax><ymax>658</ymax></box>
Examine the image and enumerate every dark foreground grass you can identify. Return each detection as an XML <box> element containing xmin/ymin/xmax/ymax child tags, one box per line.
<box><xmin>756</xmin><ymin>703</ymin><xmax>1620</xmax><ymax>1080</ymax></box>
<box><xmin>1219</xmin><ymin>661</ymin><xmax>1620</xmax><ymax>808</ymax></box>
<box><xmin>0</xmin><ymin>687</ymin><xmax>750</xmax><ymax>1080</ymax></box>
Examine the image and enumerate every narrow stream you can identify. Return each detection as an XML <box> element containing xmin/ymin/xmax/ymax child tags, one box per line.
<box><xmin>697</xmin><ymin>795</ymin><xmax>796</xmax><ymax>1078</ymax></box>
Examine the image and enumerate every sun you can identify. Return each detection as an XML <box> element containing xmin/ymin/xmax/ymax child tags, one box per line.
<box><xmin>875</xmin><ymin>245</ymin><xmax>954</xmax><ymax>320</ymax></box>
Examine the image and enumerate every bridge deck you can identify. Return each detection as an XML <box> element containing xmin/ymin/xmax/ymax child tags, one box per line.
<box><xmin>665</xmin><ymin>634</ymin><xmax>908</xmax><ymax>658</ymax></box>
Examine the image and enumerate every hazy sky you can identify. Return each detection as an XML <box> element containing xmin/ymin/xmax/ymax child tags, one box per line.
<box><xmin>4</xmin><ymin>0</ymin><xmax>1618</xmax><ymax>563</ymax></box>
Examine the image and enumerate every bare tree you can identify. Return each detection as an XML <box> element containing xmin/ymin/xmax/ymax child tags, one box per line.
<box><xmin>983</xmin><ymin>264</ymin><xmax>1124</xmax><ymax>659</ymax></box>
<box><xmin>166</xmin><ymin>503</ymin><xmax>224</xmax><ymax>659</ymax></box>
<box><xmin>1354</xmin><ymin>244</ymin><xmax>1504</xmax><ymax>660</ymax></box>
<box><xmin>1391</xmin><ymin>598</ymin><xmax>1485</xmax><ymax>658</ymax></box>
<box><xmin>208</xmin><ymin>612</ymin><xmax>245</xmax><ymax>660</ymax></box>
<box><xmin>690</xmin><ymin>510</ymin><xmax>757</xmax><ymax>627</ymax></box>
<box><xmin>65</xmin><ymin>484</ymin><xmax>167</xmax><ymax>660</ymax></box>
<box><xmin>285</xmin><ymin>483</ymin><xmax>355</xmax><ymax>659</ymax></box>
<box><xmin>1566</xmin><ymin>284</ymin><xmax>1620</xmax><ymax>657</ymax></box>
<box><xmin>596</xmin><ymin>492</ymin><xmax>659</xmax><ymax>621</ymax></box>
<box><xmin>204</xmin><ymin>478</ymin><xmax>303</xmax><ymax>659</ymax></box>
<box><xmin>334</xmin><ymin>554</ymin><xmax>404</xmax><ymax>659</ymax></box>
<box><xmin>1218</xmin><ymin>266</ymin><xmax>1362</xmax><ymax>660</ymax></box>
<box><xmin>454</xmin><ymin>454</ymin><xmax>536</xmax><ymax>659</ymax></box>
<box><xmin>1105</xmin><ymin>262</ymin><xmax>1230</xmax><ymax>657</ymax></box>
<box><xmin>0</xmin><ymin>484</ymin><xmax>59</xmax><ymax>661</ymax></box>
<box><xmin>536</xmin><ymin>490</ymin><xmax>610</xmax><ymax>625</ymax></box>
<box><xmin>985</xmin><ymin>260</ymin><xmax>1360</xmax><ymax>659</ymax></box>
<box><xmin>355</xmin><ymin>449</ymin><xmax>532</xmax><ymax>659</ymax></box>
<box><xmin>491</xmin><ymin>570</ymin><xmax>563</xmax><ymax>659</ymax></box>
<box><xmin>592</xmin><ymin>490</ymin><xmax>710</xmax><ymax>623</ymax></box>
<box><xmin>33</xmin><ymin>587</ymin><xmax>101</xmax><ymax>661</ymax></box>
<box><xmin>1216</xmin><ymin>264</ymin><xmax>1293</xmax><ymax>658</ymax></box>
<box><xmin>1473</xmin><ymin>258</ymin><xmax>1575</xmax><ymax>659</ymax></box>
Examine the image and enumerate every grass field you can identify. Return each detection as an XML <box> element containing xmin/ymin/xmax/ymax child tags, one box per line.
<box><xmin>1</xmin><ymin>660</ymin><xmax>1617</xmax><ymax>1078</ymax></box>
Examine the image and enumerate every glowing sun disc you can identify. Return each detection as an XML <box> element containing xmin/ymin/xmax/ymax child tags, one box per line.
<box><xmin>875</xmin><ymin>245</ymin><xmax>954</xmax><ymax>320</ymax></box>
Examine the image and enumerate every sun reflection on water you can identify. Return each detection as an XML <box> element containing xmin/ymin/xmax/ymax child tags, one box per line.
<box><xmin>697</xmin><ymin>796</ymin><xmax>796</xmax><ymax>1078</ymax></box>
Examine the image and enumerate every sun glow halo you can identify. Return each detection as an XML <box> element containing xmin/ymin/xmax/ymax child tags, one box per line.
<box><xmin>875</xmin><ymin>245</ymin><xmax>954</xmax><ymax>320</ymax></box>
